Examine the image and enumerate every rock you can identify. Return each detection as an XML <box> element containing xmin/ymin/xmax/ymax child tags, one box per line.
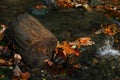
<box><xmin>30</xmin><ymin>8</ymin><xmax>49</xmax><ymax>17</ymax></box>
<box><xmin>90</xmin><ymin>0</ymin><xmax>103</xmax><ymax>6</ymax></box>
<box><xmin>5</xmin><ymin>13</ymin><xmax>57</xmax><ymax>68</ymax></box>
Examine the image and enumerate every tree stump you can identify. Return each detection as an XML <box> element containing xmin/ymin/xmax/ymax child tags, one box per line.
<box><xmin>5</xmin><ymin>13</ymin><xmax>57</xmax><ymax>68</ymax></box>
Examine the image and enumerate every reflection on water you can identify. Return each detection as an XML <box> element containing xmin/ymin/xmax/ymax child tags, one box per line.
<box><xmin>97</xmin><ymin>36</ymin><xmax>120</xmax><ymax>56</ymax></box>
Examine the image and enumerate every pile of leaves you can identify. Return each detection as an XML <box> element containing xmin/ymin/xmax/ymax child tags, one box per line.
<box><xmin>94</xmin><ymin>0</ymin><xmax>120</xmax><ymax>20</ymax></box>
<box><xmin>95</xmin><ymin>24</ymin><xmax>118</xmax><ymax>36</ymax></box>
<box><xmin>45</xmin><ymin>37</ymin><xmax>94</xmax><ymax>67</ymax></box>
<box><xmin>57</xmin><ymin>0</ymin><xmax>88</xmax><ymax>8</ymax></box>
<box><xmin>0</xmin><ymin>24</ymin><xmax>30</xmax><ymax>80</ymax></box>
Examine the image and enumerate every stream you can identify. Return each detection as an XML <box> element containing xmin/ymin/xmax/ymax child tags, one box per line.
<box><xmin>97</xmin><ymin>36</ymin><xmax>120</xmax><ymax>56</ymax></box>
<box><xmin>0</xmin><ymin>0</ymin><xmax>120</xmax><ymax>80</ymax></box>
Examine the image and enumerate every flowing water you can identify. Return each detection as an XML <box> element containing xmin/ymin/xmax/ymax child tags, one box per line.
<box><xmin>97</xmin><ymin>36</ymin><xmax>120</xmax><ymax>56</ymax></box>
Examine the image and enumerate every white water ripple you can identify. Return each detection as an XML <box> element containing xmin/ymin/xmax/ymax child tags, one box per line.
<box><xmin>97</xmin><ymin>38</ymin><xmax>120</xmax><ymax>56</ymax></box>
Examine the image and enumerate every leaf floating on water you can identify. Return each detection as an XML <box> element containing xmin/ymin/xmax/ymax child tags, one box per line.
<box><xmin>101</xmin><ymin>24</ymin><xmax>118</xmax><ymax>36</ymax></box>
<box><xmin>53</xmin><ymin>37</ymin><xmax>94</xmax><ymax>66</ymax></box>
<box><xmin>95</xmin><ymin>29</ymin><xmax>102</xmax><ymax>34</ymax></box>
<box><xmin>56</xmin><ymin>41</ymin><xmax>80</xmax><ymax>57</ymax></box>
<box><xmin>76</xmin><ymin>37</ymin><xmax>95</xmax><ymax>46</ymax></box>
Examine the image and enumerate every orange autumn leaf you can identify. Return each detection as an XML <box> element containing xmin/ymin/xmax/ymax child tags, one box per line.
<box><xmin>104</xmin><ymin>28</ymin><xmax>113</xmax><ymax>35</ymax></box>
<box><xmin>73</xmin><ymin>64</ymin><xmax>81</xmax><ymax>69</ymax></box>
<box><xmin>56</xmin><ymin>41</ymin><xmax>80</xmax><ymax>57</ymax></box>
<box><xmin>0</xmin><ymin>58</ymin><xmax>6</xmax><ymax>65</ymax></box>
<box><xmin>57</xmin><ymin>0</ymin><xmax>74</xmax><ymax>8</ymax></box>
<box><xmin>76</xmin><ymin>37</ymin><xmax>95</xmax><ymax>46</ymax></box>
<box><xmin>102</xmin><ymin>24</ymin><xmax>117</xmax><ymax>36</ymax></box>
<box><xmin>73</xmin><ymin>49</ymin><xmax>80</xmax><ymax>56</ymax></box>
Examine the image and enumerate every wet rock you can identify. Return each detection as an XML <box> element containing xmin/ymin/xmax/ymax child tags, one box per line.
<box><xmin>30</xmin><ymin>7</ymin><xmax>49</xmax><ymax>17</ymax></box>
<box><xmin>90</xmin><ymin>0</ymin><xmax>103</xmax><ymax>6</ymax></box>
<box><xmin>5</xmin><ymin>13</ymin><xmax>57</xmax><ymax>68</ymax></box>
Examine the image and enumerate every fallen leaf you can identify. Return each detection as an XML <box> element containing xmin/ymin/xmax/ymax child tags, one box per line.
<box><xmin>44</xmin><ymin>59</ymin><xmax>54</xmax><ymax>66</ymax></box>
<box><xmin>76</xmin><ymin>37</ymin><xmax>95</xmax><ymax>46</ymax></box>
<box><xmin>0</xmin><ymin>58</ymin><xmax>6</xmax><ymax>64</ymax></box>
<box><xmin>20</xmin><ymin>71</ymin><xmax>30</xmax><ymax>80</ymax></box>
<box><xmin>73</xmin><ymin>64</ymin><xmax>81</xmax><ymax>68</ymax></box>
<box><xmin>102</xmin><ymin>24</ymin><xmax>118</xmax><ymax>36</ymax></box>
<box><xmin>56</xmin><ymin>41</ymin><xmax>80</xmax><ymax>57</ymax></box>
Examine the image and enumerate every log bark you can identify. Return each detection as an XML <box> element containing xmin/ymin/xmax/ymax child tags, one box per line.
<box><xmin>5</xmin><ymin>13</ymin><xmax>57</xmax><ymax>67</ymax></box>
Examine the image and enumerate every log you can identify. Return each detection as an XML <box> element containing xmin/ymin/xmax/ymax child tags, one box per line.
<box><xmin>5</xmin><ymin>13</ymin><xmax>57</xmax><ymax>67</ymax></box>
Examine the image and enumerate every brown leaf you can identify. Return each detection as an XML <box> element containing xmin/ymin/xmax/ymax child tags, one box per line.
<box><xmin>57</xmin><ymin>0</ymin><xmax>74</xmax><ymax>8</ymax></box>
<box><xmin>0</xmin><ymin>58</ymin><xmax>6</xmax><ymax>65</ymax></box>
<box><xmin>44</xmin><ymin>59</ymin><xmax>54</xmax><ymax>66</ymax></box>
<box><xmin>73</xmin><ymin>64</ymin><xmax>81</xmax><ymax>69</ymax></box>
<box><xmin>76</xmin><ymin>37</ymin><xmax>95</xmax><ymax>46</ymax></box>
<box><xmin>73</xmin><ymin>49</ymin><xmax>80</xmax><ymax>56</ymax></box>
<box><xmin>56</xmin><ymin>41</ymin><xmax>79</xmax><ymax>57</ymax></box>
<box><xmin>20</xmin><ymin>71</ymin><xmax>30</xmax><ymax>80</ymax></box>
<box><xmin>102</xmin><ymin>24</ymin><xmax>117</xmax><ymax>36</ymax></box>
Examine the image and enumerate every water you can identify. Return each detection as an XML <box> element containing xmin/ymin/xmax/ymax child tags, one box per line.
<box><xmin>97</xmin><ymin>36</ymin><xmax>120</xmax><ymax>56</ymax></box>
<box><xmin>111</xmin><ymin>19</ymin><xmax>120</xmax><ymax>26</ymax></box>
